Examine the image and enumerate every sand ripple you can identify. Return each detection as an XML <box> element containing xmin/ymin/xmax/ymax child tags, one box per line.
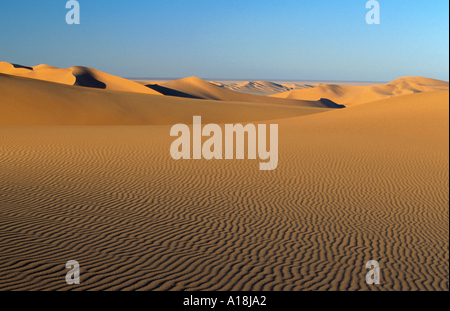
<box><xmin>0</xmin><ymin>91</ymin><xmax>448</xmax><ymax>291</ymax></box>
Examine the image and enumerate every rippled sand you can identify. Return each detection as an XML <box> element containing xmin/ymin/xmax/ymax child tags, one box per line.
<box><xmin>1</xmin><ymin>89</ymin><xmax>448</xmax><ymax>290</ymax></box>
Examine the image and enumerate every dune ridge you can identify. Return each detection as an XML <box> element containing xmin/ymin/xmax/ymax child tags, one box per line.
<box><xmin>0</xmin><ymin>62</ymin><xmax>162</xmax><ymax>95</ymax></box>
<box><xmin>270</xmin><ymin>77</ymin><xmax>449</xmax><ymax>106</ymax></box>
<box><xmin>0</xmin><ymin>62</ymin><xmax>343</xmax><ymax>109</ymax></box>
<box><xmin>155</xmin><ymin>76</ymin><xmax>344</xmax><ymax>108</ymax></box>
<box><xmin>2</xmin><ymin>61</ymin><xmax>446</xmax><ymax>108</ymax></box>
<box><xmin>209</xmin><ymin>81</ymin><xmax>316</xmax><ymax>96</ymax></box>
<box><xmin>0</xmin><ymin>74</ymin><xmax>335</xmax><ymax>126</ymax></box>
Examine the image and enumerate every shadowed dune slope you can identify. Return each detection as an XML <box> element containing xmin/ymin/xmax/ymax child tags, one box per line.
<box><xmin>0</xmin><ymin>62</ymin><xmax>162</xmax><ymax>95</ymax></box>
<box><xmin>158</xmin><ymin>76</ymin><xmax>344</xmax><ymax>108</ymax></box>
<box><xmin>0</xmin><ymin>91</ymin><xmax>447</xmax><ymax>291</ymax></box>
<box><xmin>270</xmin><ymin>76</ymin><xmax>449</xmax><ymax>106</ymax></box>
<box><xmin>0</xmin><ymin>74</ymin><xmax>335</xmax><ymax>126</ymax></box>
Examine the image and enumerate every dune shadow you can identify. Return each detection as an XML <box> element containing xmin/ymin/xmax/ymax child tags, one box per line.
<box><xmin>320</xmin><ymin>98</ymin><xmax>346</xmax><ymax>109</ymax></box>
<box><xmin>12</xmin><ymin>64</ymin><xmax>33</xmax><ymax>70</ymax></box>
<box><xmin>74</xmin><ymin>73</ymin><xmax>106</xmax><ymax>89</ymax></box>
<box><xmin>146</xmin><ymin>84</ymin><xmax>204</xmax><ymax>99</ymax></box>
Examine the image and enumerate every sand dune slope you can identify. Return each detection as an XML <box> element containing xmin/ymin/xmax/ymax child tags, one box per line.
<box><xmin>0</xmin><ymin>91</ymin><xmax>447</xmax><ymax>291</ymax></box>
<box><xmin>155</xmin><ymin>76</ymin><xmax>344</xmax><ymax>108</ymax></box>
<box><xmin>0</xmin><ymin>62</ymin><xmax>76</xmax><ymax>85</ymax></box>
<box><xmin>0</xmin><ymin>62</ymin><xmax>162</xmax><ymax>95</ymax></box>
<box><xmin>388</xmin><ymin>76</ymin><xmax>450</xmax><ymax>88</ymax></box>
<box><xmin>0</xmin><ymin>74</ymin><xmax>335</xmax><ymax>126</ymax></box>
<box><xmin>271</xmin><ymin>77</ymin><xmax>449</xmax><ymax>106</ymax></box>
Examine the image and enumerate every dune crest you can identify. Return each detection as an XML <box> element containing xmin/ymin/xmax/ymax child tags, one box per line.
<box><xmin>387</xmin><ymin>76</ymin><xmax>450</xmax><ymax>87</ymax></box>
<box><xmin>270</xmin><ymin>76</ymin><xmax>449</xmax><ymax>106</ymax></box>
<box><xmin>209</xmin><ymin>81</ymin><xmax>315</xmax><ymax>96</ymax></box>
<box><xmin>0</xmin><ymin>61</ymin><xmax>76</xmax><ymax>85</ymax></box>
<box><xmin>0</xmin><ymin>74</ymin><xmax>335</xmax><ymax>126</ymax></box>
<box><xmin>0</xmin><ymin>61</ymin><xmax>162</xmax><ymax>95</ymax></box>
<box><xmin>155</xmin><ymin>76</ymin><xmax>344</xmax><ymax>108</ymax></box>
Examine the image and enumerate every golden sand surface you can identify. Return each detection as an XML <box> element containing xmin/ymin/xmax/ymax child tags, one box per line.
<box><xmin>0</xmin><ymin>63</ymin><xmax>448</xmax><ymax>290</ymax></box>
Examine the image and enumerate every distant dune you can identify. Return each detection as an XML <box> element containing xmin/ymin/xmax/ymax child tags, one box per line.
<box><xmin>270</xmin><ymin>76</ymin><xmax>449</xmax><ymax>106</ymax></box>
<box><xmin>0</xmin><ymin>62</ymin><xmax>344</xmax><ymax>110</ymax></box>
<box><xmin>0</xmin><ymin>73</ymin><xmax>335</xmax><ymax>126</ymax></box>
<box><xmin>154</xmin><ymin>76</ymin><xmax>344</xmax><ymax>108</ymax></box>
<box><xmin>209</xmin><ymin>81</ymin><xmax>316</xmax><ymax>96</ymax></box>
<box><xmin>0</xmin><ymin>62</ymin><xmax>163</xmax><ymax>95</ymax></box>
<box><xmin>2</xmin><ymin>62</ymin><xmax>447</xmax><ymax>108</ymax></box>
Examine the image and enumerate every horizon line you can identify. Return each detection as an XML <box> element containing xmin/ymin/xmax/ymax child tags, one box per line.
<box><xmin>125</xmin><ymin>77</ymin><xmax>391</xmax><ymax>83</ymax></box>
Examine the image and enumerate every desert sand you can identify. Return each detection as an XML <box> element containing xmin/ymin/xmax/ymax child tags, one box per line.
<box><xmin>271</xmin><ymin>76</ymin><xmax>449</xmax><ymax>106</ymax></box>
<box><xmin>0</xmin><ymin>62</ymin><xmax>448</xmax><ymax>291</ymax></box>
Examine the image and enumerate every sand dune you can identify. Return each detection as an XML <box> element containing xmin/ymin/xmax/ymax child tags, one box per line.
<box><xmin>3</xmin><ymin>61</ymin><xmax>445</xmax><ymax>107</ymax></box>
<box><xmin>388</xmin><ymin>76</ymin><xmax>450</xmax><ymax>88</ymax></box>
<box><xmin>0</xmin><ymin>90</ymin><xmax>447</xmax><ymax>291</ymax></box>
<box><xmin>137</xmin><ymin>79</ymin><xmax>378</xmax><ymax>96</ymax></box>
<box><xmin>0</xmin><ymin>62</ymin><xmax>162</xmax><ymax>95</ymax></box>
<box><xmin>154</xmin><ymin>76</ymin><xmax>344</xmax><ymax>108</ymax></box>
<box><xmin>270</xmin><ymin>76</ymin><xmax>449</xmax><ymax>106</ymax></box>
<box><xmin>209</xmin><ymin>81</ymin><xmax>316</xmax><ymax>96</ymax></box>
<box><xmin>0</xmin><ymin>62</ymin><xmax>344</xmax><ymax>108</ymax></box>
<box><xmin>0</xmin><ymin>73</ymin><xmax>336</xmax><ymax>126</ymax></box>
<box><xmin>0</xmin><ymin>62</ymin><xmax>76</xmax><ymax>85</ymax></box>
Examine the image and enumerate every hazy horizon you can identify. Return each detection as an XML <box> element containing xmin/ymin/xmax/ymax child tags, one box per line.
<box><xmin>126</xmin><ymin>77</ymin><xmax>390</xmax><ymax>83</ymax></box>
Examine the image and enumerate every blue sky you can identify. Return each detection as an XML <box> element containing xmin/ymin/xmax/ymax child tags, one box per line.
<box><xmin>0</xmin><ymin>0</ymin><xmax>448</xmax><ymax>81</ymax></box>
